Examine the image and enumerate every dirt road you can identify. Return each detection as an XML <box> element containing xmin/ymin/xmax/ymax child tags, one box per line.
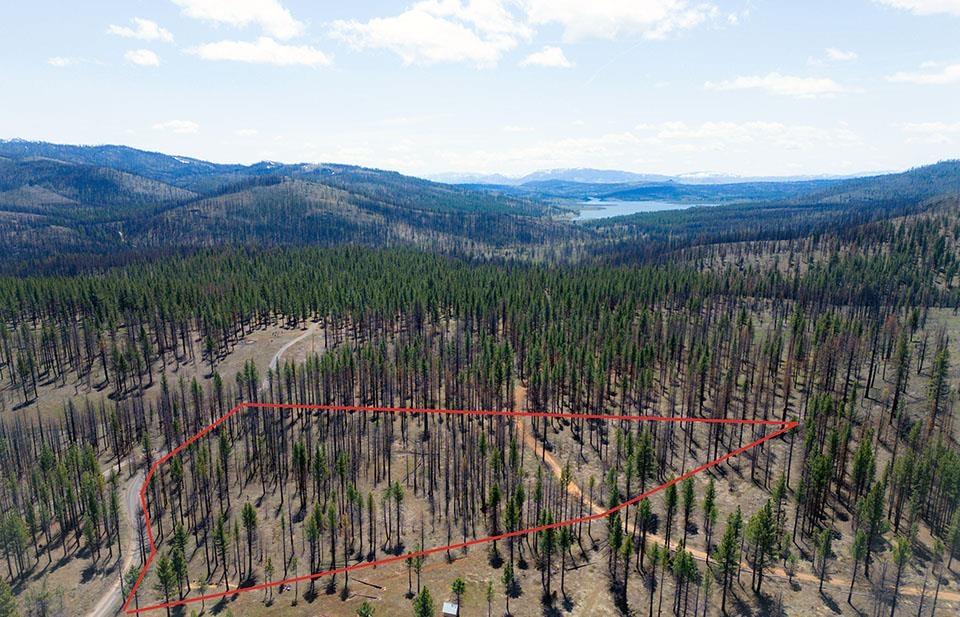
<box><xmin>87</xmin><ymin>323</ymin><xmax>321</xmax><ymax>616</ymax></box>
<box><xmin>511</xmin><ymin>384</ymin><xmax>960</xmax><ymax>606</ymax></box>
<box><xmin>86</xmin><ymin>464</ymin><xmax>145</xmax><ymax>617</ymax></box>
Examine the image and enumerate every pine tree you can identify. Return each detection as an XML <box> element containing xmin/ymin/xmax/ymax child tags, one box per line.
<box><xmin>664</xmin><ymin>482</ymin><xmax>678</xmax><ymax>551</ymax></box>
<box><xmin>538</xmin><ymin>509</ymin><xmax>556</xmax><ymax>600</ymax></box>
<box><xmin>745</xmin><ymin>501</ymin><xmax>777</xmax><ymax>595</ymax></box>
<box><xmin>171</xmin><ymin>548</ymin><xmax>188</xmax><ymax>599</ymax></box>
<box><xmin>213</xmin><ymin>514</ymin><xmax>230</xmax><ymax>591</ymax></box>
<box><xmin>559</xmin><ymin>526</ymin><xmax>573</xmax><ymax>600</ymax></box>
<box><xmin>647</xmin><ymin>544</ymin><xmax>661</xmax><ymax>617</ymax></box>
<box><xmin>155</xmin><ymin>553</ymin><xmax>177</xmax><ymax>617</ymax></box>
<box><xmin>946</xmin><ymin>509</ymin><xmax>960</xmax><ymax>569</ymax></box>
<box><xmin>486</xmin><ymin>580</ymin><xmax>494</xmax><ymax>617</ymax></box>
<box><xmin>715</xmin><ymin>508</ymin><xmax>742</xmax><ymax>614</ymax></box>
<box><xmin>890</xmin><ymin>536</ymin><xmax>911</xmax><ymax>617</ymax></box>
<box><xmin>636</xmin><ymin>497</ymin><xmax>654</xmax><ymax>571</ymax></box>
<box><xmin>0</xmin><ymin>578</ymin><xmax>19</xmax><ymax>617</ymax></box>
<box><xmin>702</xmin><ymin>478</ymin><xmax>718</xmax><ymax>561</ymax></box>
<box><xmin>889</xmin><ymin>332</ymin><xmax>910</xmax><ymax>424</ymax></box>
<box><xmin>848</xmin><ymin>529</ymin><xmax>867</xmax><ymax>605</ymax></box>
<box><xmin>670</xmin><ymin>548</ymin><xmax>697</xmax><ymax>616</ymax></box>
<box><xmin>927</xmin><ymin>345</ymin><xmax>950</xmax><ymax>435</ymax></box>
<box><xmin>241</xmin><ymin>502</ymin><xmax>257</xmax><ymax>580</ymax></box>
<box><xmin>451</xmin><ymin>577</ymin><xmax>466</xmax><ymax>616</ymax></box>
<box><xmin>413</xmin><ymin>586</ymin><xmax>435</xmax><ymax>617</ymax></box>
<box><xmin>264</xmin><ymin>557</ymin><xmax>275</xmax><ymax>602</ymax></box>
<box><xmin>857</xmin><ymin>482</ymin><xmax>887</xmax><ymax>578</ymax></box>
<box><xmin>815</xmin><ymin>528</ymin><xmax>833</xmax><ymax>593</ymax></box>
<box><xmin>850</xmin><ymin>433</ymin><xmax>875</xmax><ymax>504</ymax></box>
<box><xmin>681</xmin><ymin>477</ymin><xmax>696</xmax><ymax>546</ymax></box>
<box><xmin>123</xmin><ymin>566</ymin><xmax>142</xmax><ymax>611</ymax></box>
<box><xmin>620</xmin><ymin>534</ymin><xmax>634</xmax><ymax>609</ymax></box>
<box><xmin>502</xmin><ymin>561</ymin><xmax>515</xmax><ymax>616</ymax></box>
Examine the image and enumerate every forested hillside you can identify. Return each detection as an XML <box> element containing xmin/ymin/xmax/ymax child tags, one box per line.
<box><xmin>0</xmin><ymin>141</ymin><xmax>960</xmax><ymax>616</ymax></box>
<box><xmin>0</xmin><ymin>141</ymin><xmax>564</xmax><ymax>269</ymax></box>
<box><xmin>462</xmin><ymin>178</ymin><xmax>840</xmax><ymax>202</ymax></box>
<box><xmin>2</xmin><ymin>141</ymin><xmax>958</xmax><ymax>278</ymax></box>
<box><xmin>0</xmin><ymin>189</ymin><xmax>958</xmax><ymax>615</ymax></box>
<box><xmin>586</xmin><ymin>163</ymin><xmax>960</xmax><ymax>264</ymax></box>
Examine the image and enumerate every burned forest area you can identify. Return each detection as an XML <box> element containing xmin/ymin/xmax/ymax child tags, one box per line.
<box><xmin>0</xmin><ymin>146</ymin><xmax>960</xmax><ymax>617</ymax></box>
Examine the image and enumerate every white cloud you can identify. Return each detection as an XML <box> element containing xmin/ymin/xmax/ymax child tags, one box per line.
<box><xmin>502</xmin><ymin>125</ymin><xmax>535</xmax><ymax>132</ymax></box>
<box><xmin>152</xmin><ymin>120</ymin><xmax>200</xmax><ymax>134</ymax></box>
<box><xmin>495</xmin><ymin>131</ymin><xmax>644</xmax><ymax>167</ymax></box>
<box><xmin>172</xmin><ymin>0</ymin><xmax>304</xmax><ymax>39</ymax></box>
<box><xmin>887</xmin><ymin>62</ymin><xmax>960</xmax><ymax>84</ymax></box>
<box><xmin>898</xmin><ymin>121</ymin><xmax>960</xmax><ymax>143</ymax></box>
<box><xmin>726</xmin><ymin>9</ymin><xmax>749</xmax><ymax>25</ymax></box>
<box><xmin>190</xmin><ymin>37</ymin><xmax>332</xmax><ymax>67</ymax></box>
<box><xmin>809</xmin><ymin>48</ymin><xmax>858</xmax><ymax>66</ymax></box>
<box><xmin>330</xmin><ymin>1</ymin><xmax>531</xmax><ymax>67</ymax></box>
<box><xmin>417</xmin><ymin>119</ymin><xmax>865</xmax><ymax>175</ymax></box>
<box><xmin>47</xmin><ymin>56</ymin><xmax>77</xmax><ymax>68</ymax></box>
<box><xmin>520</xmin><ymin>46</ymin><xmax>573</xmax><ymax>68</ymax></box>
<box><xmin>125</xmin><ymin>49</ymin><xmax>161</xmax><ymax>67</ymax></box>
<box><xmin>634</xmin><ymin>121</ymin><xmax>860</xmax><ymax>152</ymax></box>
<box><xmin>330</xmin><ymin>2</ymin><xmax>722</xmax><ymax>66</ymax></box>
<box><xmin>235</xmin><ymin>128</ymin><xmax>259</xmax><ymax>137</ymax></box>
<box><xmin>108</xmin><ymin>18</ymin><xmax>174</xmax><ymax>43</ymax></box>
<box><xmin>523</xmin><ymin>0</ymin><xmax>720</xmax><ymax>41</ymax></box>
<box><xmin>900</xmin><ymin>121</ymin><xmax>960</xmax><ymax>132</ymax></box>
<box><xmin>442</xmin><ymin>122</ymin><xmax>857</xmax><ymax>173</ymax></box>
<box><xmin>705</xmin><ymin>72</ymin><xmax>847</xmax><ymax>98</ymax></box>
<box><xmin>380</xmin><ymin>115</ymin><xmax>434</xmax><ymax>126</ymax></box>
<box><xmin>876</xmin><ymin>1</ymin><xmax>960</xmax><ymax>16</ymax></box>
<box><xmin>825</xmin><ymin>47</ymin><xmax>857</xmax><ymax>61</ymax></box>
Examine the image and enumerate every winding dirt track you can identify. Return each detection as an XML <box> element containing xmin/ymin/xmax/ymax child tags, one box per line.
<box><xmin>511</xmin><ymin>384</ymin><xmax>960</xmax><ymax>607</ymax></box>
<box><xmin>86</xmin><ymin>344</ymin><xmax>957</xmax><ymax>615</ymax></box>
<box><xmin>87</xmin><ymin>464</ymin><xmax>145</xmax><ymax>617</ymax></box>
<box><xmin>87</xmin><ymin>324</ymin><xmax>320</xmax><ymax>617</ymax></box>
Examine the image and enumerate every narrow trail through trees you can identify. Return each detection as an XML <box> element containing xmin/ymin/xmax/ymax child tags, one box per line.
<box><xmin>86</xmin><ymin>331</ymin><xmax>960</xmax><ymax>616</ymax></box>
<box><xmin>87</xmin><ymin>464</ymin><xmax>145</xmax><ymax>617</ymax></box>
<box><xmin>512</xmin><ymin>384</ymin><xmax>960</xmax><ymax>606</ymax></box>
<box><xmin>88</xmin><ymin>324</ymin><xmax>318</xmax><ymax>617</ymax></box>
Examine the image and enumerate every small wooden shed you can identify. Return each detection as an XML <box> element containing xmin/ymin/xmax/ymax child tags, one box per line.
<box><xmin>442</xmin><ymin>601</ymin><xmax>459</xmax><ymax>617</ymax></box>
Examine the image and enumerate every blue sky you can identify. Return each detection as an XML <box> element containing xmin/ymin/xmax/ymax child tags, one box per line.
<box><xmin>1</xmin><ymin>1</ymin><xmax>959</xmax><ymax>178</ymax></box>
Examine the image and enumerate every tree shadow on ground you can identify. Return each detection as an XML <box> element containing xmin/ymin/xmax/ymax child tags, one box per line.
<box><xmin>730</xmin><ymin>594</ymin><xmax>756</xmax><ymax>617</ymax></box>
<box><xmin>208</xmin><ymin>596</ymin><xmax>232</xmax><ymax>614</ymax></box>
<box><xmin>80</xmin><ymin>561</ymin><xmax>98</xmax><ymax>584</ymax></box>
<box><xmin>820</xmin><ymin>590</ymin><xmax>842</xmax><ymax>614</ymax></box>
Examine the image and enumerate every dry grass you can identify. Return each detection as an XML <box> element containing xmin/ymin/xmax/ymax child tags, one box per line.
<box><xmin>3</xmin><ymin>324</ymin><xmax>318</xmax><ymax>617</ymax></box>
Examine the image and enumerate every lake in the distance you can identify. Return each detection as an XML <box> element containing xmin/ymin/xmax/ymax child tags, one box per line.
<box><xmin>573</xmin><ymin>199</ymin><xmax>717</xmax><ymax>221</ymax></box>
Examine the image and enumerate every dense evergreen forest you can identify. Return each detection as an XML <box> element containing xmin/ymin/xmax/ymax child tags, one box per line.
<box><xmin>2</xmin><ymin>141</ymin><xmax>958</xmax><ymax>275</ymax></box>
<box><xmin>0</xmin><ymin>142</ymin><xmax>959</xmax><ymax>616</ymax></box>
<box><xmin>0</xmin><ymin>141</ymin><xmax>567</xmax><ymax>270</ymax></box>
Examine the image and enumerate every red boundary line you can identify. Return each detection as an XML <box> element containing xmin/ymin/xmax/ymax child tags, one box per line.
<box><xmin>123</xmin><ymin>403</ymin><xmax>798</xmax><ymax>614</ymax></box>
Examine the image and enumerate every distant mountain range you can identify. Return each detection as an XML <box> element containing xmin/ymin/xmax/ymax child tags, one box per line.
<box><xmin>430</xmin><ymin>169</ymin><xmax>672</xmax><ymax>185</ymax></box>
<box><xmin>429</xmin><ymin>168</ymin><xmax>870</xmax><ymax>186</ymax></box>
<box><xmin>0</xmin><ymin>139</ymin><xmax>957</xmax><ymax>273</ymax></box>
<box><xmin>0</xmin><ymin>139</ymin><xmax>573</xmax><ymax>269</ymax></box>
